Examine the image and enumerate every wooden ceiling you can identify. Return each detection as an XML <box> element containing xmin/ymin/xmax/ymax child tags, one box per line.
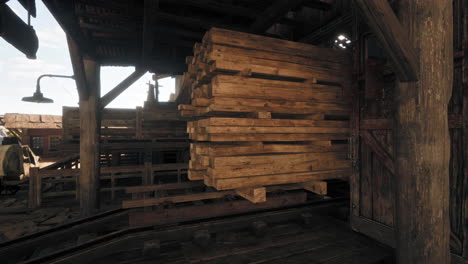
<box><xmin>43</xmin><ymin>0</ymin><xmax>352</xmax><ymax>74</ymax></box>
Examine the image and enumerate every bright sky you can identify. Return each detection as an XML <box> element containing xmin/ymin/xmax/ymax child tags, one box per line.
<box><xmin>0</xmin><ymin>1</ymin><xmax>175</xmax><ymax>116</ymax></box>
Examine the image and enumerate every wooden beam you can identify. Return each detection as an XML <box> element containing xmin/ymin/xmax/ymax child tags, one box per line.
<box><xmin>395</xmin><ymin>1</ymin><xmax>452</xmax><ymax>263</ymax></box>
<box><xmin>462</xmin><ymin>0</ymin><xmax>468</xmax><ymax>258</ymax></box>
<box><xmin>129</xmin><ymin>193</ymin><xmax>307</xmax><ymax>227</ymax></box>
<box><xmin>159</xmin><ymin>0</ymin><xmax>257</xmax><ymax>18</ymax></box>
<box><xmin>79</xmin><ymin>59</ymin><xmax>101</xmax><ymax>216</ymax></box>
<box><xmin>249</xmin><ymin>0</ymin><xmax>303</xmax><ymax>34</ymax></box>
<box><xmin>28</xmin><ymin>167</ymin><xmax>41</xmax><ymax>208</ymax></box>
<box><xmin>142</xmin><ymin>0</ymin><xmax>158</xmax><ymax>66</ymax></box>
<box><xmin>235</xmin><ymin>187</ymin><xmax>266</xmax><ymax>203</ymax></box>
<box><xmin>354</xmin><ymin>0</ymin><xmax>419</xmax><ymax>82</ymax></box>
<box><xmin>301</xmin><ymin>0</ymin><xmax>332</xmax><ymax>11</ymax></box>
<box><xmin>67</xmin><ymin>35</ymin><xmax>88</xmax><ymax>99</ymax></box>
<box><xmin>360</xmin><ymin>130</ymin><xmax>394</xmax><ymax>175</ymax></box>
<box><xmin>302</xmin><ymin>181</ymin><xmax>327</xmax><ymax>195</ymax></box>
<box><xmin>100</xmin><ymin>69</ymin><xmax>146</xmax><ymax>108</ymax></box>
<box><xmin>298</xmin><ymin>14</ymin><xmax>352</xmax><ymax>44</ymax></box>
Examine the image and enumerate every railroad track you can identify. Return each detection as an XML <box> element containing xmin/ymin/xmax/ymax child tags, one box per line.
<box><xmin>0</xmin><ymin>197</ymin><xmax>385</xmax><ymax>264</ymax></box>
<box><xmin>0</xmin><ymin>208</ymin><xmax>129</xmax><ymax>264</ymax></box>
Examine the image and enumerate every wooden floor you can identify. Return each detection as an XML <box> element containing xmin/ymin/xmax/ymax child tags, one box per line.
<box><xmin>96</xmin><ymin>215</ymin><xmax>393</xmax><ymax>264</ymax></box>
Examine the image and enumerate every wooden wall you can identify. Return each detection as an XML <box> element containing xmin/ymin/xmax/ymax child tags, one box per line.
<box><xmin>350</xmin><ymin>1</ymin><xmax>468</xmax><ymax>261</ymax></box>
<box><xmin>62</xmin><ymin>104</ymin><xmax>187</xmax><ymax>143</ymax></box>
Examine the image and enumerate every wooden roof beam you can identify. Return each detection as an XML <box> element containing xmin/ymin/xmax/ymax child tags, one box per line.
<box><xmin>67</xmin><ymin>35</ymin><xmax>89</xmax><ymax>99</ymax></box>
<box><xmin>249</xmin><ymin>0</ymin><xmax>304</xmax><ymax>34</ymax></box>
<box><xmin>355</xmin><ymin>0</ymin><xmax>419</xmax><ymax>82</ymax></box>
<box><xmin>298</xmin><ymin>14</ymin><xmax>352</xmax><ymax>44</ymax></box>
<box><xmin>301</xmin><ymin>0</ymin><xmax>333</xmax><ymax>11</ymax></box>
<box><xmin>159</xmin><ymin>0</ymin><xmax>257</xmax><ymax>18</ymax></box>
<box><xmin>100</xmin><ymin>68</ymin><xmax>147</xmax><ymax>108</ymax></box>
<box><xmin>142</xmin><ymin>0</ymin><xmax>158</xmax><ymax>66</ymax></box>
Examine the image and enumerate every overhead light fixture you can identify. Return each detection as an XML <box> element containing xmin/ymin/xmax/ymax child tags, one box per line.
<box><xmin>333</xmin><ymin>34</ymin><xmax>352</xmax><ymax>50</ymax></box>
<box><xmin>22</xmin><ymin>74</ymin><xmax>75</xmax><ymax>103</ymax></box>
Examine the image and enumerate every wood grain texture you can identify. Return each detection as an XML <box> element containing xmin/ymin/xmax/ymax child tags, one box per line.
<box><xmin>395</xmin><ymin>1</ymin><xmax>453</xmax><ymax>263</ymax></box>
<box><xmin>79</xmin><ymin>59</ymin><xmax>101</xmax><ymax>216</ymax></box>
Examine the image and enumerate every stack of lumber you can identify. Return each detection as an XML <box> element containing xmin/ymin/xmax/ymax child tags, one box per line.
<box><xmin>62</xmin><ymin>104</ymin><xmax>187</xmax><ymax>142</ymax></box>
<box><xmin>179</xmin><ymin>28</ymin><xmax>353</xmax><ymax>202</ymax></box>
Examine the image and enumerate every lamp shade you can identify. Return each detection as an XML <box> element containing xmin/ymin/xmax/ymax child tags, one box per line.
<box><xmin>21</xmin><ymin>91</ymin><xmax>54</xmax><ymax>103</ymax></box>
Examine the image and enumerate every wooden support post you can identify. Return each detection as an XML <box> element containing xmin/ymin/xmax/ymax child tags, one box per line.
<box><xmin>302</xmin><ymin>180</ymin><xmax>327</xmax><ymax>195</ymax></box>
<box><xmin>78</xmin><ymin>59</ymin><xmax>101</xmax><ymax>216</ymax></box>
<box><xmin>28</xmin><ymin>167</ymin><xmax>41</xmax><ymax>208</ymax></box>
<box><xmin>143</xmin><ymin>147</ymin><xmax>153</xmax><ymax>186</ymax></box>
<box><xmin>394</xmin><ymin>1</ymin><xmax>452</xmax><ymax>263</ymax></box>
<box><xmin>235</xmin><ymin>187</ymin><xmax>266</xmax><ymax>203</ymax></box>
<box><xmin>462</xmin><ymin>0</ymin><xmax>468</xmax><ymax>258</ymax></box>
<box><xmin>136</xmin><ymin>107</ymin><xmax>143</xmax><ymax>139</ymax></box>
<box><xmin>110</xmin><ymin>173</ymin><xmax>115</xmax><ymax>200</ymax></box>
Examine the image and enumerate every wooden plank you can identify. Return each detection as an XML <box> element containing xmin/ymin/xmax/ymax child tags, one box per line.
<box><xmin>207</xmin><ymin>142</ymin><xmax>347</xmax><ymax>156</ymax></box>
<box><xmin>354</xmin><ymin>0</ymin><xmax>418</xmax><ymax>81</ymax></box>
<box><xmin>196</xmin><ymin>117</ymin><xmax>349</xmax><ymax>128</ymax></box>
<box><xmin>126</xmin><ymin>181</ymin><xmax>204</xmax><ymax>194</ymax></box>
<box><xmin>360</xmin><ymin>131</ymin><xmax>394</xmax><ymax>175</ymax></box>
<box><xmin>302</xmin><ymin>180</ymin><xmax>327</xmax><ymax>195</ymax></box>
<box><xmin>210</xmin><ymin>97</ymin><xmax>350</xmax><ymax>115</ymax></box>
<box><xmin>213</xmin><ymin>169</ymin><xmax>351</xmax><ymax>190</ymax></box>
<box><xmin>129</xmin><ymin>192</ymin><xmax>307</xmax><ymax>227</ymax></box>
<box><xmin>188</xmin><ymin>169</ymin><xmax>206</xmax><ymax>180</ymax></box>
<box><xmin>208</xmin><ymin>159</ymin><xmax>351</xmax><ymax>179</ymax></box>
<box><xmin>210</xmin><ymin>152</ymin><xmax>346</xmax><ymax>168</ymax></box>
<box><xmin>235</xmin><ymin>187</ymin><xmax>266</xmax><ymax>203</ymax></box>
<box><xmin>203</xmin><ymin>126</ymin><xmax>350</xmax><ymax>134</ymax></box>
<box><xmin>193</xmin><ymin>133</ymin><xmax>349</xmax><ymax>142</ymax></box>
<box><xmin>360</xmin><ymin>119</ymin><xmax>392</xmax><ymax>130</ymax></box>
<box><xmin>122</xmin><ymin>191</ymin><xmax>235</xmax><ymax>208</ymax></box>
<box><xmin>210</xmin><ymin>56</ymin><xmax>346</xmax><ymax>84</ymax></box>
<box><xmin>204</xmin><ymin>28</ymin><xmax>350</xmax><ymax>64</ymax></box>
<box><xmin>206</xmin><ymin>43</ymin><xmax>343</xmax><ymax>70</ymax></box>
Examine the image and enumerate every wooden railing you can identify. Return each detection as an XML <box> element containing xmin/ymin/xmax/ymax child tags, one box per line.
<box><xmin>28</xmin><ymin>163</ymin><xmax>188</xmax><ymax>208</ymax></box>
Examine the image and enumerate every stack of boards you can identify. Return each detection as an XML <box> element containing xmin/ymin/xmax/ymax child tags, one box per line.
<box><xmin>179</xmin><ymin>28</ymin><xmax>352</xmax><ymax>203</ymax></box>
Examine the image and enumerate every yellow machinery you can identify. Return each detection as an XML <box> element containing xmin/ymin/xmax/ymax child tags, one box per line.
<box><xmin>0</xmin><ymin>144</ymin><xmax>24</xmax><ymax>180</ymax></box>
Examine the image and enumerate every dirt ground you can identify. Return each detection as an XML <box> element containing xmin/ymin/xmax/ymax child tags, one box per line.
<box><xmin>0</xmin><ymin>188</ymin><xmax>80</xmax><ymax>242</ymax></box>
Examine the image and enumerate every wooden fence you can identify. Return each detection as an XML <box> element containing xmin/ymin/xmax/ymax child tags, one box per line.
<box><xmin>28</xmin><ymin>162</ymin><xmax>188</xmax><ymax>208</ymax></box>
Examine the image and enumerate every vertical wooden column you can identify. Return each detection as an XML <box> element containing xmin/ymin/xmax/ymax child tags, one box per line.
<box><xmin>143</xmin><ymin>148</ymin><xmax>153</xmax><ymax>186</ymax></box>
<box><xmin>462</xmin><ymin>0</ymin><xmax>468</xmax><ymax>258</ymax></box>
<box><xmin>136</xmin><ymin>107</ymin><xmax>143</xmax><ymax>139</ymax></box>
<box><xmin>79</xmin><ymin>59</ymin><xmax>101</xmax><ymax>216</ymax></box>
<box><xmin>28</xmin><ymin>167</ymin><xmax>41</xmax><ymax>208</ymax></box>
<box><xmin>395</xmin><ymin>1</ymin><xmax>452</xmax><ymax>263</ymax></box>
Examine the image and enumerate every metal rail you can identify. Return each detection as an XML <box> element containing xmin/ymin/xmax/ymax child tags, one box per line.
<box><xmin>19</xmin><ymin>198</ymin><xmax>347</xmax><ymax>264</ymax></box>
